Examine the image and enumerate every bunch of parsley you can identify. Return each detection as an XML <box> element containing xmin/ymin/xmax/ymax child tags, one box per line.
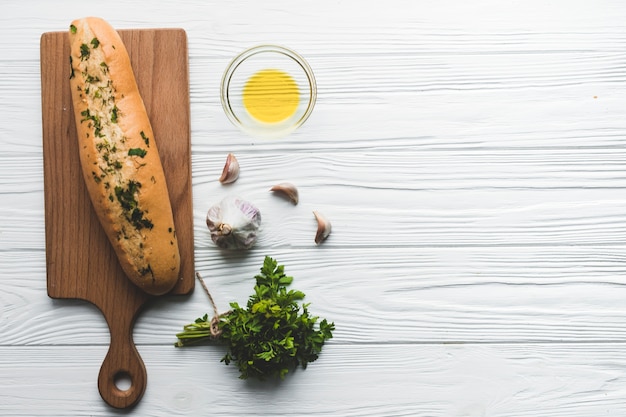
<box><xmin>175</xmin><ymin>256</ymin><xmax>335</xmax><ymax>380</ymax></box>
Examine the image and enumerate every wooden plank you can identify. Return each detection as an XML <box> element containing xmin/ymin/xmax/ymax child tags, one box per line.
<box><xmin>4</xmin><ymin>145</ymin><xmax>626</xmax><ymax>198</ymax></box>
<box><xmin>3</xmin><ymin>246</ymin><xmax>626</xmax><ymax>345</ymax></box>
<box><xmin>1</xmin><ymin>343</ymin><xmax>626</xmax><ymax>416</ymax></box>
<box><xmin>3</xmin><ymin>188</ymin><xmax>626</xmax><ymax>252</ymax></box>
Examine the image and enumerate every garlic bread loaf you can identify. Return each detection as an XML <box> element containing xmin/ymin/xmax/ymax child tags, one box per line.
<box><xmin>68</xmin><ymin>17</ymin><xmax>180</xmax><ymax>295</ymax></box>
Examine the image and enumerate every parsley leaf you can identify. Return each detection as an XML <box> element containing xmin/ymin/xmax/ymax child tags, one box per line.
<box><xmin>79</xmin><ymin>43</ymin><xmax>90</xmax><ymax>61</ymax></box>
<box><xmin>175</xmin><ymin>256</ymin><xmax>335</xmax><ymax>380</ymax></box>
<box><xmin>128</xmin><ymin>148</ymin><xmax>147</xmax><ymax>158</ymax></box>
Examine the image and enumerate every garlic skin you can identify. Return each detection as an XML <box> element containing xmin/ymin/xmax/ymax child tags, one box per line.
<box><xmin>270</xmin><ymin>182</ymin><xmax>299</xmax><ymax>205</ymax></box>
<box><xmin>219</xmin><ymin>153</ymin><xmax>239</xmax><ymax>184</ymax></box>
<box><xmin>313</xmin><ymin>211</ymin><xmax>331</xmax><ymax>245</ymax></box>
<box><xmin>206</xmin><ymin>196</ymin><xmax>261</xmax><ymax>250</ymax></box>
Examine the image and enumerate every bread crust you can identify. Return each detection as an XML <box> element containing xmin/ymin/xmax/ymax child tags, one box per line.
<box><xmin>68</xmin><ymin>17</ymin><xmax>180</xmax><ymax>295</ymax></box>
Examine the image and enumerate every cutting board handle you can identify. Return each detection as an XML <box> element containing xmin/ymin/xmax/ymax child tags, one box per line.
<box><xmin>97</xmin><ymin>305</ymin><xmax>147</xmax><ymax>409</ymax></box>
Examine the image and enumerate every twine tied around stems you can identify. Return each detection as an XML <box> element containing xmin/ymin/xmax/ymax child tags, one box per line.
<box><xmin>195</xmin><ymin>272</ymin><xmax>224</xmax><ymax>337</ymax></box>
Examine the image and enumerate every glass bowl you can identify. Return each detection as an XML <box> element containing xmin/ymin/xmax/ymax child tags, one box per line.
<box><xmin>220</xmin><ymin>45</ymin><xmax>317</xmax><ymax>139</ymax></box>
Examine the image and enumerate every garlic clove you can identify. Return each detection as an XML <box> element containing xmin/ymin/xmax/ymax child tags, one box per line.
<box><xmin>219</xmin><ymin>153</ymin><xmax>239</xmax><ymax>184</ymax></box>
<box><xmin>313</xmin><ymin>211</ymin><xmax>331</xmax><ymax>245</ymax></box>
<box><xmin>270</xmin><ymin>182</ymin><xmax>299</xmax><ymax>205</ymax></box>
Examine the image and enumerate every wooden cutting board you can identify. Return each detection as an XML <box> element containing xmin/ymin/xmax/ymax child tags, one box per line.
<box><xmin>40</xmin><ymin>28</ymin><xmax>194</xmax><ymax>409</ymax></box>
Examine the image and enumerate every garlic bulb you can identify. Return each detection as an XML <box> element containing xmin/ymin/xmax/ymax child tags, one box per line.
<box><xmin>206</xmin><ymin>196</ymin><xmax>261</xmax><ymax>250</ymax></box>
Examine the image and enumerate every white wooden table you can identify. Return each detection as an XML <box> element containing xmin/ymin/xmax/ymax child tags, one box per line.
<box><xmin>2</xmin><ymin>1</ymin><xmax>626</xmax><ymax>415</ymax></box>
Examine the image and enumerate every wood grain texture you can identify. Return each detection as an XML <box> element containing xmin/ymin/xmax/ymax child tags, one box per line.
<box><xmin>2</xmin><ymin>0</ymin><xmax>626</xmax><ymax>415</ymax></box>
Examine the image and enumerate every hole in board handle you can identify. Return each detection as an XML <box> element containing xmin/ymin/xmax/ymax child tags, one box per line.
<box><xmin>114</xmin><ymin>371</ymin><xmax>133</xmax><ymax>392</ymax></box>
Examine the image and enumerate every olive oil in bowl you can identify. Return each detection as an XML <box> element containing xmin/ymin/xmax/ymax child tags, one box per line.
<box><xmin>221</xmin><ymin>45</ymin><xmax>316</xmax><ymax>139</ymax></box>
